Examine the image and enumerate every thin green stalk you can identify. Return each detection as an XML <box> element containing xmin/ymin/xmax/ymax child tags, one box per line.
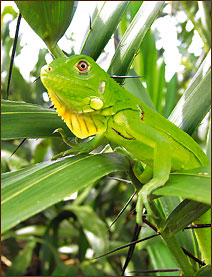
<box><xmin>49</xmin><ymin>43</ymin><xmax>65</xmax><ymax>58</ymax></box>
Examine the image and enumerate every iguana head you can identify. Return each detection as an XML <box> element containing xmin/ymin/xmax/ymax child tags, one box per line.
<box><xmin>40</xmin><ymin>55</ymin><xmax>111</xmax><ymax>138</ymax></box>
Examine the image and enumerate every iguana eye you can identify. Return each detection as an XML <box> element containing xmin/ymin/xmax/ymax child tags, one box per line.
<box><xmin>48</xmin><ymin>66</ymin><xmax>52</xmax><ymax>72</ymax></box>
<box><xmin>77</xmin><ymin>61</ymin><xmax>89</xmax><ymax>72</ymax></box>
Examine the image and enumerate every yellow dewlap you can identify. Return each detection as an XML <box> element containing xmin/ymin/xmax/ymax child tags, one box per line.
<box><xmin>48</xmin><ymin>90</ymin><xmax>105</xmax><ymax>139</ymax></box>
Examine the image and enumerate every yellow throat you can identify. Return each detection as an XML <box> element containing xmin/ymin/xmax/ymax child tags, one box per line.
<box><xmin>48</xmin><ymin>89</ymin><xmax>105</xmax><ymax>139</ymax></box>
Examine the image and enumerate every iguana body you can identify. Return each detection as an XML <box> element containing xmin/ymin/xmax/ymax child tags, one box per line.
<box><xmin>40</xmin><ymin>55</ymin><xmax>209</xmax><ymax>223</ymax></box>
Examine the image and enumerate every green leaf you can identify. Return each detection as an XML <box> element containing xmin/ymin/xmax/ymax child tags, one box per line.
<box><xmin>193</xmin><ymin>209</ymin><xmax>211</xmax><ymax>264</ymax></box>
<box><xmin>123</xmin><ymin>68</ymin><xmax>156</xmax><ymax>110</ymax></box>
<box><xmin>81</xmin><ymin>1</ymin><xmax>129</xmax><ymax>60</ymax></box>
<box><xmin>206</xmin><ymin>118</ymin><xmax>211</xmax><ymax>163</ymax></box>
<box><xmin>147</xmin><ymin>238</ymin><xmax>180</xmax><ymax>276</ymax></box>
<box><xmin>169</xmin><ymin>50</ymin><xmax>211</xmax><ymax>134</ymax></box>
<box><xmin>153</xmin><ymin>166</ymin><xmax>211</xmax><ymax>205</ymax></box>
<box><xmin>6</xmin><ymin>240</ymin><xmax>36</xmax><ymax>276</ymax></box>
<box><xmin>1</xmin><ymin>100</ymin><xmax>72</xmax><ymax>139</ymax></box>
<box><xmin>154</xmin><ymin>59</ymin><xmax>166</xmax><ymax>113</ymax></box>
<box><xmin>118</xmin><ymin>2</ymin><xmax>143</xmax><ymax>36</ymax></box>
<box><xmin>52</xmin><ymin>264</ymin><xmax>78</xmax><ymax>276</ymax></box>
<box><xmin>80</xmin><ymin>262</ymin><xmax>104</xmax><ymax>276</ymax></box>
<box><xmin>197</xmin><ymin>2</ymin><xmax>211</xmax><ymax>48</ymax></box>
<box><xmin>65</xmin><ymin>205</ymin><xmax>108</xmax><ymax>255</ymax></box>
<box><xmin>181</xmin><ymin>2</ymin><xmax>210</xmax><ymax>51</ymax></box>
<box><xmin>3</xmin><ymin>66</ymin><xmax>34</xmax><ymax>103</ymax></box>
<box><xmin>1</xmin><ymin>153</ymin><xmax>130</xmax><ymax>233</ymax></box>
<box><xmin>108</xmin><ymin>2</ymin><xmax>164</xmax><ymax>79</ymax></box>
<box><xmin>159</xmin><ymin>197</ymin><xmax>200</xmax><ymax>270</ymax></box>
<box><xmin>163</xmin><ymin>73</ymin><xmax>177</xmax><ymax>118</ymax></box>
<box><xmin>195</xmin><ymin>265</ymin><xmax>211</xmax><ymax>276</ymax></box>
<box><xmin>15</xmin><ymin>1</ymin><xmax>77</xmax><ymax>49</ymax></box>
<box><xmin>1</xmin><ymin>5</ymin><xmax>18</xmax><ymax>26</ymax></box>
<box><xmin>162</xmin><ymin>199</ymin><xmax>210</xmax><ymax>236</ymax></box>
<box><xmin>135</xmin><ymin>29</ymin><xmax>158</xmax><ymax>100</ymax></box>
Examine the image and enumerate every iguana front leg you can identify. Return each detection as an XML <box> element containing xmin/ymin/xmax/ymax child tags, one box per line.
<box><xmin>107</xmin><ymin>110</ymin><xmax>171</xmax><ymax>225</ymax></box>
<box><xmin>52</xmin><ymin>130</ymin><xmax>107</xmax><ymax>160</ymax></box>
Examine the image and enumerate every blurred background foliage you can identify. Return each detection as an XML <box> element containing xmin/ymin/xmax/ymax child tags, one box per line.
<box><xmin>1</xmin><ymin>1</ymin><xmax>211</xmax><ymax>276</ymax></box>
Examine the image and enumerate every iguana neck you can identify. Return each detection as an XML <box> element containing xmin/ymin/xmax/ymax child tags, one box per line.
<box><xmin>48</xmin><ymin>89</ymin><xmax>106</xmax><ymax>139</ymax></box>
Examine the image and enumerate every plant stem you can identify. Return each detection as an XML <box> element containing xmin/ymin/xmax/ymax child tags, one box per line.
<box><xmin>49</xmin><ymin>43</ymin><xmax>65</xmax><ymax>58</ymax></box>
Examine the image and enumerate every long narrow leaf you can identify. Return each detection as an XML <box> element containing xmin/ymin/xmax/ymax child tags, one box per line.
<box><xmin>1</xmin><ymin>100</ymin><xmax>72</xmax><ymax>139</ymax></box>
<box><xmin>153</xmin><ymin>166</ymin><xmax>211</xmax><ymax>205</ymax></box>
<box><xmin>123</xmin><ymin>68</ymin><xmax>156</xmax><ymax>110</ymax></box>
<box><xmin>107</xmin><ymin>1</ymin><xmax>164</xmax><ymax>78</ymax></box>
<box><xmin>81</xmin><ymin>1</ymin><xmax>129</xmax><ymax>60</ymax></box>
<box><xmin>169</xmin><ymin>50</ymin><xmax>211</xmax><ymax>134</ymax></box>
<box><xmin>206</xmin><ymin>117</ymin><xmax>211</xmax><ymax>162</ymax></box>
<box><xmin>147</xmin><ymin>239</ymin><xmax>180</xmax><ymax>276</ymax></box>
<box><xmin>162</xmin><ymin>199</ymin><xmax>210</xmax><ymax>235</ymax></box>
<box><xmin>1</xmin><ymin>153</ymin><xmax>130</xmax><ymax>233</ymax></box>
